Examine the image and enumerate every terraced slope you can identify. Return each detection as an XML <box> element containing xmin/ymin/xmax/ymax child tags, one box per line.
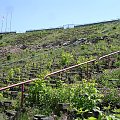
<box><xmin>0</xmin><ymin>20</ymin><xmax>120</xmax><ymax>120</ymax></box>
<box><xmin>0</xmin><ymin>20</ymin><xmax>120</xmax><ymax>87</ymax></box>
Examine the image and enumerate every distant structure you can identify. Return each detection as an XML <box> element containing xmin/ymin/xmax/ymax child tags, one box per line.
<box><xmin>0</xmin><ymin>8</ymin><xmax>13</xmax><ymax>33</ymax></box>
<box><xmin>63</xmin><ymin>24</ymin><xmax>75</xmax><ymax>29</ymax></box>
<box><xmin>0</xmin><ymin>18</ymin><xmax>119</xmax><ymax>34</ymax></box>
<box><xmin>25</xmin><ymin>19</ymin><xmax>119</xmax><ymax>33</ymax></box>
<box><xmin>0</xmin><ymin>12</ymin><xmax>16</xmax><ymax>35</ymax></box>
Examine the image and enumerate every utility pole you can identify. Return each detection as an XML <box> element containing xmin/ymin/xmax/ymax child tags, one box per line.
<box><xmin>10</xmin><ymin>11</ymin><xmax>12</xmax><ymax>32</ymax></box>
<box><xmin>1</xmin><ymin>16</ymin><xmax>4</xmax><ymax>33</ymax></box>
<box><xmin>6</xmin><ymin>6</ymin><xmax>13</xmax><ymax>32</ymax></box>
<box><xmin>5</xmin><ymin>13</ymin><xmax>8</xmax><ymax>32</ymax></box>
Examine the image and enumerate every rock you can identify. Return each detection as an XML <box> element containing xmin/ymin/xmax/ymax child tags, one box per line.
<box><xmin>93</xmin><ymin>110</ymin><xmax>99</xmax><ymax>118</ymax></box>
<box><xmin>58</xmin><ymin>103</ymin><xmax>70</xmax><ymax>111</ymax></box>
<box><xmin>63</xmin><ymin>41</ymin><xmax>70</xmax><ymax>46</ymax></box>
<box><xmin>83</xmin><ymin>112</ymin><xmax>93</xmax><ymax>119</ymax></box>
<box><xmin>20</xmin><ymin>44</ymin><xmax>27</xmax><ymax>50</ymax></box>
<box><xmin>73</xmin><ymin>40</ymin><xmax>81</xmax><ymax>45</ymax></box>
<box><xmin>41</xmin><ymin>117</ymin><xmax>54</xmax><ymax>120</ymax></box>
<box><xmin>3</xmin><ymin>101</ymin><xmax>12</xmax><ymax>107</ymax></box>
<box><xmin>78</xmin><ymin>38</ymin><xmax>87</xmax><ymax>43</ymax></box>
<box><xmin>34</xmin><ymin>114</ymin><xmax>46</xmax><ymax>120</ymax></box>
<box><xmin>68</xmin><ymin>109</ymin><xmax>77</xmax><ymax>120</ymax></box>
<box><xmin>5</xmin><ymin>110</ymin><xmax>17</xmax><ymax>117</ymax></box>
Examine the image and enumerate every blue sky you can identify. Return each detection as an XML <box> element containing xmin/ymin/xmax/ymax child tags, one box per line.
<box><xmin>0</xmin><ymin>0</ymin><xmax>120</xmax><ymax>32</ymax></box>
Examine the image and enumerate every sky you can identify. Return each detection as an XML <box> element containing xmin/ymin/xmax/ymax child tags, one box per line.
<box><xmin>0</xmin><ymin>0</ymin><xmax>120</xmax><ymax>32</ymax></box>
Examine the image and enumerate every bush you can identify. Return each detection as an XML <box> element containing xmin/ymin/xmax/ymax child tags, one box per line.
<box><xmin>28</xmin><ymin>79</ymin><xmax>101</xmax><ymax>115</ymax></box>
<box><xmin>60</xmin><ymin>51</ymin><xmax>74</xmax><ymax>66</ymax></box>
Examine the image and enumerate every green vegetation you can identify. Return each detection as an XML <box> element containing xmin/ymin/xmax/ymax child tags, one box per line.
<box><xmin>0</xmin><ymin>20</ymin><xmax>120</xmax><ymax>119</ymax></box>
<box><xmin>28</xmin><ymin>79</ymin><xmax>100</xmax><ymax>114</ymax></box>
<box><xmin>0</xmin><ymin>20</ymin><xmax>120</xmax><ymax>83</ymax></box>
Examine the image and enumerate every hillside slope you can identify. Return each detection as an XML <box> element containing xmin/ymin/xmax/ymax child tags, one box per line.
<box><xmin>0</xmin><ymin>20</ymin><xmax>120</xmax><ymax>87</ymax></box>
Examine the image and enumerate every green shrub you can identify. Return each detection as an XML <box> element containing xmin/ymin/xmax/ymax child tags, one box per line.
<box><xmin>60</xmin><ymin>51</ymin><xmax>74</xmax><ymax>66</ymax></box>
<box><xmin>28</xmin><ymin>79</ymin><xmax>101</xmax><ymax>115</ymax></box>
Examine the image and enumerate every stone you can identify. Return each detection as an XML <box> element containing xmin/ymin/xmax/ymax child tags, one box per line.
<box><xmin>34</xmin><ymin>114</ymin><xmax>46</xmax><ymax>120</ymax></box>
<box><xmin>58</xmin><ymin>103</ymin><xmax>70</xmax><ymax>111</ymax></box>
<box><xmin>20</xmin><ymin>44</ymin><xmax>27</xmax><ymax>50</ymax></box>
<box><xmin>41</xmin><ymin>117</ymin><xmax>53</xmax><ymax>120</ymax></box>
<box><xmin>5</xmin><ymin>110</ymin><xmax>17</xmax><ymax>117</ymax></box>
<box><xmin>83</xmin><ymin>112</ymin><xmax>93</xmax><ymax>119</ymax></box>
<box><xmin>3</xmin><ymin>101</ymin><xmax>12</xmax><ymax>107</ymax></box>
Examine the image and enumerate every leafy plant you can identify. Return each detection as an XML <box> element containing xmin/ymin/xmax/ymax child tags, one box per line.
<box><xmin>60</xmin><ymin>51</ymin><xmax>74</xmax><ymax>66</ymax></box>
<box><xmin>28</xmin><ymin>79</ymin><xmax>102</xmax><ymax>115</ymax></box>
<box><xmin>8</xmin><ymin>68</ymin><xmax>15</xmax><ymax>80</ymax></box>
<box><xmin>0</xmin><ymin>93</ymin><xmax>3</xmax><ymax>100</ymax></box>
<box><xmin>71</xmin><ymin>80</ymin><xmax>101</xmax><ymax>111</ymax></box>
